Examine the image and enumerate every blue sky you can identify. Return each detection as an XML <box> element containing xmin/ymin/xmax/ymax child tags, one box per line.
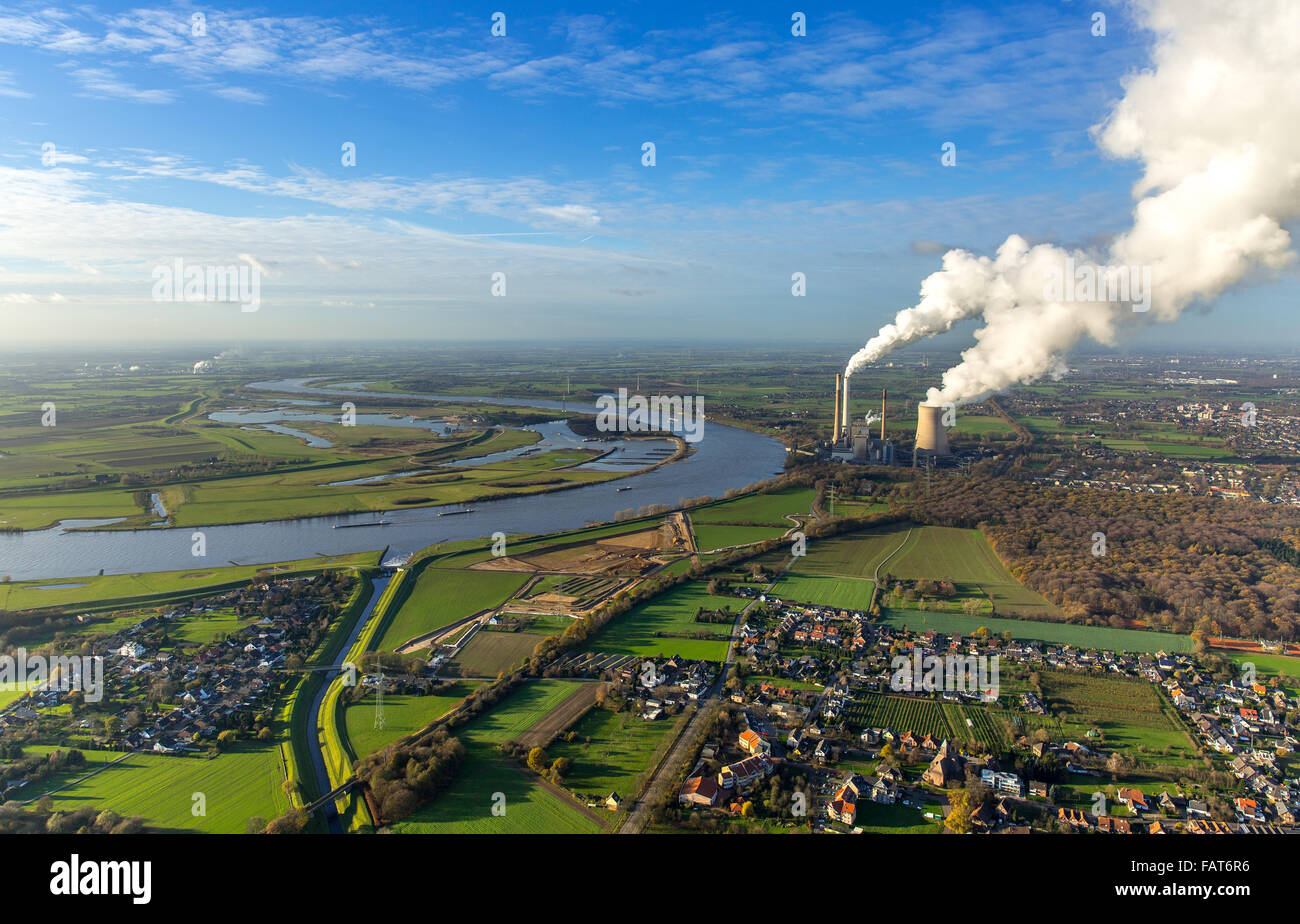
<box><xmin>0</xmin><ymin>0</ymin><xmax>1295</xmax><ymax>349</ymax></box>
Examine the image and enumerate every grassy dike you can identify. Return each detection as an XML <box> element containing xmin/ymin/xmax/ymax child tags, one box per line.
<box><xmin>316</xmin><ymin>567</ymin><xmax>412</xmax><ymax>832</ymax></box>
<box><xmin>281</xmin><ymin>573</ymin><xmax>374</xmax><ymax>829</ymax></box>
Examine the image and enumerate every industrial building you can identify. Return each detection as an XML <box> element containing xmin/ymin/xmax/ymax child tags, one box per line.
<box><xmin>829</xmin><ymin>376</ymin><xmax>895</xmax><ymax>465</ymax></box>
<box><xmin>828</xmin><ymin>376</ymin><xmax>962</xmax><ymax>468</ymax></box>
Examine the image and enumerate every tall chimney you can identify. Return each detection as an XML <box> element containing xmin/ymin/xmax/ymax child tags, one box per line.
<box><xmin>881</xmin><ymin>388</ymin><xmax>887</xmax><ymax>441</ymax></box>
<box><xmin>914</xmin><ymin>403</ymin><xmax>951</xmax><ymax>456</ymax></box>
<box><xmin>840</xmin><ymin>375</ymin><xmax>851</xmax><ymax>439</ymax></box>
<box><xmin>833</xmin><ymin>374</ymin><xmax>843</xmax><ymax>443</ymax></box>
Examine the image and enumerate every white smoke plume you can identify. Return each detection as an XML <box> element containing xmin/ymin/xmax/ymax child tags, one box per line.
<box><xmin>845</xmin><ymin>0</ymin><xmax>1300</xmax><ymax>406</ymax></box>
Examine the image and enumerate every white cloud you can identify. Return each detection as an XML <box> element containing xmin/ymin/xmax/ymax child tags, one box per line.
<box><xmin>532</xmin><ymin>204</ymin><xmax>601</xmax><ymax>227</ymax></box>
<box><xmin>210</xmin><ymin>85</ymin><xmax>267</xmax><ymax>104</ymax></box>
<box><xmin>71</xmin><ymin>67</ymin><xmax>174</xmax><ymax>103</ymax></box>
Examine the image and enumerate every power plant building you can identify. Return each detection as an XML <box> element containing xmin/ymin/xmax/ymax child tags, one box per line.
<box><xmin>831</xmin><ymin>376</ymin><xmax>895</xmax><ymax>465</ymax></box>
<box><xmin>830</xmin><ymin>376</ymin><xmax>958</xmax><ymax>467</ymax></box>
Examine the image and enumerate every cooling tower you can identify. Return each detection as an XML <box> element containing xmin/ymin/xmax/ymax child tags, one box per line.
<box><xmin>914</xmin><ymin>403</ymin><xmax>950</xmax><ymax>456</ymax></box>
<box><xmin>833</xmin><ymin>374</ymin><xmax>843</xmax><ymax>442</ymax></box>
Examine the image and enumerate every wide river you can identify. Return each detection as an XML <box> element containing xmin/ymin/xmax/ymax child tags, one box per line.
<box><xmin>0</xmin><ymin>378</ymin><xmax>787</xmax><ymax>581</ymax></box>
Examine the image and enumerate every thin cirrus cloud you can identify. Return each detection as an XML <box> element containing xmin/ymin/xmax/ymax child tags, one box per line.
<box><xmin>91</xmin><ymin>152</ymin><xmax>607</xmax><ymax>227</ymax></box>
<box><xmin>69</xmin><ymin>67</ymin><xmax>174</xmax><ymax>103</ymax></box>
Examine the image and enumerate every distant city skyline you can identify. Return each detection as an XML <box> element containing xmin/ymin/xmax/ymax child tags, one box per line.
<box><xmin>0</xmin><ymin>0</ymin><xmax>1296</xmax><ymax>350</ymax></box>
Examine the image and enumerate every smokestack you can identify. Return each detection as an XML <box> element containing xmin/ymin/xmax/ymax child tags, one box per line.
<box><xmin>840</xmin><ymin>375</ymin><xmax>850</xmax><ymax>439</ymax></box>
<box><xmin>881</xmin><ymin>388</ymin><xmax>887</xmax><ymax>441</ymax></box>
<box><xmin>833</xmin><ymin>374</ymin><xmax>843</xmax><ymax>442</ymax></box>
<box><xmin>914</xmin><ymin>404</ymin><xmax>950</xmax><ymax>457</ymax></box>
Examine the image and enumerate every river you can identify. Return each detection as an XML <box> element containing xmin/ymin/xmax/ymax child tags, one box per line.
<box><xmin>0</xmin><ymin>379</ymin><xmax>787</xmax><ymax>580</ymax></box>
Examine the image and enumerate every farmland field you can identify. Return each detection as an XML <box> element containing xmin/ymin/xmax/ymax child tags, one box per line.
<box><xmin>389</xmin><ymin>680</ymin><xmax>603</xmax><ymax>834</ymax></box>
<box><xmin>689</xmin><ymin>487</ymin><xmax>816</xmax><ymax>526</ymax></box>
<box><xmin>692</xmin><ymin>523</ymin><xmax>788</xmax><ymax>551</ymax></box>
<box><xmin>777</xmin><ymin>524</ymin><xmax>1059</xmax><ymax>618</ymax></box>
<box><xmin>845</xmin><ymin>693</ymin><xmax>965</xmax><ymax>741</ymax></box>
<box><xmin>547</xmin><ymin>705</ymin><xmax>680</xmax><ymax>800</ymax></box>
<box><xmin>28</xmin><ymin>744</ymin><xmax>290</xmax><ymax>833</ymax></box>
<box><xmin>450</xmin><ymin>628</ymin><xmax>550</xmax><ymax>676</ymax></box>
<box><xmin>771</xmin><ymin>573</ymin><xmax>875</xmax><ymax>611</ymax></box>
<box><xmin>343</xmin><ymin>682</ymin><xmax>479</xmax><ymax>759</ymax></box>
<box><xmin>375</xmin><ymin>567</ymin><xmax>530</xmax><ymax>650</ymax></box>
<box><xmin>515</xmin><ymin>682</ymin><xmax>601</xmax><ymax>749</ymax></box>
<box><xmin>1038</xmin><ymin>671</ymin><xmax>1198</xmax><ymax>761</ymax></box>
<box><xmin>583</xmin><ymin>581</ymin><xmax>736</xmax><ymax>661</ymax></box>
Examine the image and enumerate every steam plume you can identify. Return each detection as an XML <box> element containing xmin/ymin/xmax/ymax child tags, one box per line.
<box><xmin>846</xmin><ymin>0</ymin><xmax>1300</xmax><ymax>406</ymax></box>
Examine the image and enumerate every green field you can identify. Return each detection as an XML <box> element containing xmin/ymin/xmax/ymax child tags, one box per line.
<box><xmin>771</xmin><ymin>573</ymin><xmax>875</xmax><ymax>611</ymax></box>
<box><xmin>689</xmin><ymin>487</ymin><xmax>816</xmax><ymax>526</ymax></box>
<box><xmin>375</xmin><ymin>567</ymin><xmax>531</xmax><ymax>650</ymax></box>
<box><xmin>1039</xmin><ymin>671</ymin><xmax>1198</xmax><ymax>762</ymax></box>
<box><xmin>389</xmin><ymin>680</ymin><xmax>603</xmax><ymax>834</ymax></box>
<box><xmin>343</xmin><ymin>683</ymin><xmax>479</xmax><ymax>759</ymax></box>
<box><xmin>1224</xmin><ymin>651</ymin><xmax>1300</xmax><ymax>695</ymax></box>
<box><xmin>28</xmin><ymin>744</ymin><xmax>290</xmax><ymax>833</ymax></box>
<box><xmin>852</xmin><ymin>800</ymin><xmax>942</xmax><ymax>834</ymax></box>
<box><xmin>692</xmin><ymin>523</ymin><xmax>788</xmax><ymax>551</ymax></box>
<box><xmin>449</xmin><ymin>629</ymin><xmax>550</xmax><ymax>676</ymax></box>
<box><xmin>168</xmin><ymin>607</ymin><xmax>254</xmax><ymax>646</ymax></box>
<box><xmin>0</xmin><ymin>679</ymin><xmax>39</xmax><ymax>709</ymax></box>
<box><xmin>585</xmin><ymin>581</ymin><xmax>735</xmax><ymax>661</ymax></box>
<box><xmin>781</xmin><ymin>524</ymin><xmax>1057</xmax><ymax>617</ymax></box>
<box><xmin>547</xmin><ymin>705</ymin><xmax>679</xmax><ymax>800</ymax></box>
